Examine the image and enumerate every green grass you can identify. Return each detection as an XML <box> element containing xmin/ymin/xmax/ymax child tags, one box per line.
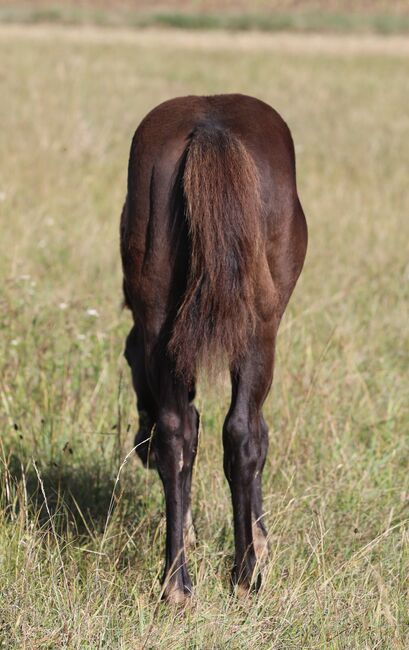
<box><xmin>0</xmin><ymin>25</ymin><xmax>408</xmax><ymax>649</ymax></box>
<box><xmin>137</xmin><ymin>11</ymin><xmax>409</xmax><ymax>34</ymax></box>
<box><xmin>2</xmin><ymin>5</ymin><xmax>409</xmax><ymax>35</ymax></box>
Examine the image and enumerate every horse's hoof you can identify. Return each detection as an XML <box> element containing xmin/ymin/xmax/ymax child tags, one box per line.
<box><xmin>232</xmin><ymin>565</ymin><xmax>261</xmax><ymax>599</ymax></box>
<box><xmin>163</xmin><ymin>584</ymin><xmax>192</xmax><ymax>606</ymax></box>
<box><xmin>235</xmin><ymin>583</ymin><xmax>251</xmax><ymax>600</ymax></box>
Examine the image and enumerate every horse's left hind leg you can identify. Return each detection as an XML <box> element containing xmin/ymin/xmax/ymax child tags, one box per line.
<box><xmin>124</xmin><ymin>326</ymin><xmax>157</xmax><ymax>467</ymax></box>
<box><xmin>148</xmin><ymin>356</ymin><xmax>198</xmax><ymax>604</ymax></box>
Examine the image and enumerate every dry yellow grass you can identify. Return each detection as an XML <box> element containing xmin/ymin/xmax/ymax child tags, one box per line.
<box><xmin>0</xmin><ymin>24</ymin><xmax>408</xmax><ymax>649</ymax></box>
<box><xmin>1</xmin><ymin>0</ymin><xmax>409</xmax><ymax>13</ymax></box>
<box><xmin>3</xmin><ymin>23</ymin><xmax>409</xmax><ymax>54</ymax></box>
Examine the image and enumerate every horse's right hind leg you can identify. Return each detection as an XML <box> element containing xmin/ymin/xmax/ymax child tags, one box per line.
<box><xmin>124</xmin><ymin>325</ymin><xmax>157</xmax><ymax>468</ymax></box>
<box><xmin>223</xmin><ymin>321</ymin><xmax>276</xmax><ymax>595</ymax></box>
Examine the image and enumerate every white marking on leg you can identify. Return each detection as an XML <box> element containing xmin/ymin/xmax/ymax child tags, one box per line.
<box><xmin>252</xmin><ymin>515</ymin><xmax>268</xmax><ymax>565</ymax></box>
<box><xmin>183</xmin><ymin>507</ymin><xmax>196</xmax><ymax>548</ymax></box>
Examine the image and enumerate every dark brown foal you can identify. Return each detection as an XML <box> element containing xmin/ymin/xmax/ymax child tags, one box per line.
<box><xmin>120</xmin><ymin>94</ymin><xmax>307</xmax><ymax>603</ymax></box>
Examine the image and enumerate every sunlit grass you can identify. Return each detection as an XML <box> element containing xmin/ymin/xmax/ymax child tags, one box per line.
<box><xmin>0</xmin><ymin>26</ymin><xmax>408</xmax><ymax>648</ymax></box>
<box><xmin>1</xmin><ymin>3</ymin><xmax>409</xmax><ymax>35</ymax></box>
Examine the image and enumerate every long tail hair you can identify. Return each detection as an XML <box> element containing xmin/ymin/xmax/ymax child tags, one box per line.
<box><xmin>169</xmin><ymin>124</ymin><xmax>262</xmax><ymax>383</ymax></box>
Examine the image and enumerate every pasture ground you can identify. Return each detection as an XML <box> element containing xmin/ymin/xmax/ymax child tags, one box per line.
<box><xmin>1</xmin><ymin>0</ymin><xmax>409</xmax><ymax>34</ymax></box>
<box><xmin>0</xmin><ymin>24</ymin><xmax>408</xmax><ymax>649</ymax></box>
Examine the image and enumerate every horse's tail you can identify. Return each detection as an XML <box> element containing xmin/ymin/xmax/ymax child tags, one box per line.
<box><xmin>169</xmin><ymin>124</ymin><xmax>262</xmax><ymax>383</ymax></box>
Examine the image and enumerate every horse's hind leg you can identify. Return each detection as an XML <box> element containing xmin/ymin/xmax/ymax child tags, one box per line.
<box><xmin>124</xmin><ymin>325</ymin><xmax>157</xmax><ymax>467</ymax></box>
<box><xmin>223</xmin><ymin>322</ymin><xmax>276</xmax><ymax>595</ymax></box>
<box><xmin>144</xmin><ymin>342</ymin><xmax>198</xmax><ymax>604</ymax></box>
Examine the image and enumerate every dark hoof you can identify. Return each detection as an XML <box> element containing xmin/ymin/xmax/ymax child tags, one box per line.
<box><xmin>231</xmin><ymin>564</ymin><xmax>261</xmax><ymax>598</ymax></box>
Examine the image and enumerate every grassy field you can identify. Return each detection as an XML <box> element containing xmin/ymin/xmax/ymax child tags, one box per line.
<box><xmin>0</xmin><ymin>24</ymin><xmax>408</xmax><ymax>649</ymax></box>
<box><xmin>1</xmin><ymin>0</ymin><xmax>409</xmax><ymax>34</ymax></box>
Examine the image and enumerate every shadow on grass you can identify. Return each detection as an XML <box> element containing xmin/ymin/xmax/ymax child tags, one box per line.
<box><xmin>1</xmin><ymin>452</ymin><xmax>162</xmax><ymax>541</ymax></box>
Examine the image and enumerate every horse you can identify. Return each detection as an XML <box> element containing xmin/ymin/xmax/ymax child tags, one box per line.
<box><xmin>120</xmin><ymin>93</ymin><xmax>307</xmax><ymax>604</ymax></box>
